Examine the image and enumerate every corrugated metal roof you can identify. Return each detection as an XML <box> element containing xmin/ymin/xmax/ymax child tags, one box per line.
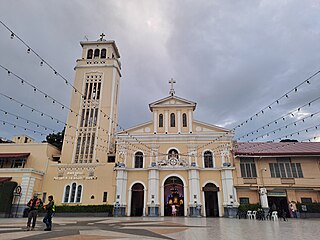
<box><xmin>0</xmin><ymin>153</ymin><xmax>30</xmax><ymax>159</ymax></box>
<box><xmin>234</xmin><ymin>142</ymin><xmax>320</xmax><ymax>156</ymax></box>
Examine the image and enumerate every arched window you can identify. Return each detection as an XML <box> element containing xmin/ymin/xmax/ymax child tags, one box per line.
<box><xmin>204</xmin><ymin>151</ymin><xmax>214</xmax><ymax>168</ymax></box>
<box><xmin>76</xmin><ymin>185</ymin><xmax>82</xmax><ymax>203</ymax></box>
<box><xmin>159</xmin><ymin>114</ymin><xmax>163</xmax><ymax>128</ymax></box>
<box><xmin>64</xmin><ymin>185</ymin><xmax>70</xmax><ymax>203</ymax></box>
<box><xmin>94</xmin><ymin>49</ymin><xmax>100</xmax><ymax>58</ymax></box>
<box><xmin>182</xmin><ymin>113</ymin><xmax>187</xmax><ymax>127</ymax></box>
<box><xmin>101</xmin><ymin>48</ymin><xmax>107</xmax><ymax>58</ymax></box>
<box><xmin>135</xmin><ymin>151</ymin><xmax>144</xmax><ymax>168</ymax></box>
<box><xmin>70</xmin><ymin>183</ymin><xmax>76</xmax><ymax>202</ymax></box>
<box><xmin>64</xmin><ymin>183</ymin><xmax>83</xmax><ymax>203</ymax></box>
<box><xmin>170</xmin><ymin>113</ymin><xmax>175</xmax><ymax>127</ymax></box>
<box><xmin>87</xmin><ymin>49</ymin><xmax>93</xmax><ymax>59</ymax></box>
<box><xmin>168</xmin><ymin>149</ymin><xmax>179</xmax><ymax>159</ymax></box>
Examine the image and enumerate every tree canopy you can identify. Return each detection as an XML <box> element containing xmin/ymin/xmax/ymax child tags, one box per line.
<box><xmin>44</xmin><ymin>128</ymin><xmax>65</xmax><ymax>150</ymax></box>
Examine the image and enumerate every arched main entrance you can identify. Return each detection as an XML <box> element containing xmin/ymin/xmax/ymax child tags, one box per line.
<box><xmin>164</xmin><ymin>176</ymin><xmax>184</xmax><ymax>216</ymax></box>
<box><xmin>204</xmin><ymin>183</ymin><xmax>219</xmax><ymax>217</ymax></box>
<box><xmin>130</xmin><ymin>183</ymin><xmax>144</xmax><ymax>216</ymax></box>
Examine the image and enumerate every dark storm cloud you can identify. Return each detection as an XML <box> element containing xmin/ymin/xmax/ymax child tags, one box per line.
<box><xmin>0</xmin><ymin>0</ymin><xmax>320</xmax><ymax>142</ymax></box>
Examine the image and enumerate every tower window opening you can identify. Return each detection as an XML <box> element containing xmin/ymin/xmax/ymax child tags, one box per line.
<box><xmin>94</xmin><ymin>49</ymin><xmax>100</xmax><ymax>58</ymax></box>
<box><xmin>101</xmin><ymin>49</ymin><xmax>107</xmax><ymax>58</ymax></box>
<box><xmin>87</xmin><ymin>49</ymin><xmax>93</xmax><ymax>59</ymax></box>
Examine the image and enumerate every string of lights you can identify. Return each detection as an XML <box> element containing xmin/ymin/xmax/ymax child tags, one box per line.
<box><xmin>0</xmin><ymin>108</ymin><xmax>57</xmax><ymax>132</ymax></box>
<box><xmin>0</xmin><ymin>91</ymin><xmax>150</xmax><ymax>156</ymax></box>
<box><xmin>0</xmin><ymin>92</ymin><xmax>66</xmax><ymax>125</ymax></box>
<box><xmin>189</xmin><ymin>69</ymin><xmax>320</xmax><ymax>155</ymax></box>
<box><xmin>246</xmin><ymin>110</ymin><xmax>320</xmax><ymax>142</ymax></box>
<box><xmin>0</xmin><ymin>20</ymin><xmax>79</xmax><ymax>94</ymax></box>
<box><xmin>233</xmin><ymin>126</ymin><xmax>320</xmax><ymax>155</ymax></box>
<box><xmin>233</xmin><ymin>69</ymin><xmax>320</xmax><ymax>131</ymax></box>
<box><xmin>233</xmin><ymin>137</ymin><xmax>320</xmax><ymax>157</ymax></box>
<box><xmin>0</xmin><ymin>118</ymin><xmax>48</xmax><ymax>136</ymax></box>
<box><xmin>2</xmin><ymin>20</ymin><xmax>320</xmax><ymax>159</ymax></box>
<box><xmin>272</xmin><ymin>123</ymin><xmax>320</xmax><ymax>142</ymax></box>
<box><xmin>237</xmin><ymin>95</ymin><xmax>320</xmax><ymax>140</ymax></box>
<box><xmin>0</xmin><ymin>21</ymin><xmax>154</xmax><ymax>153</ymax></box>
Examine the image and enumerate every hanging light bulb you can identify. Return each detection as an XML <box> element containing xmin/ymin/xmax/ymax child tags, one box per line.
<box><xmin>8</xmin><ymin>71</ymin><xmax>11</xmax><ymax>76</ymax></box>
<box><xmin>10</xmin><ymin>33</ymin><xmax>14</xmax><ymax>39</ymax></box>
<box><xmin>27</xmin><ymin>48</ymin><xmax>31</xmax><ymax>54</ymax></box>
<box><xmin>40</xmin><ymin>61</ymin><xmax>43</xmax><ymax>66</ymax></box>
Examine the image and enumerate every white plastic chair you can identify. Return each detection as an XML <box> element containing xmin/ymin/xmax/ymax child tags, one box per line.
<box><xmin>271</xmin><ymin>211</ymin><xmax>278</xmax><ymax>221</ymax></box>
<box><xmin>252</xmin><ymin>210</ymin><xmax>257</xmax><ymax>220</ymax></box>
<box><xmin>247</xmin><ymin>210</ymin><xmax>252</xmax><ymax>219</ymax></box>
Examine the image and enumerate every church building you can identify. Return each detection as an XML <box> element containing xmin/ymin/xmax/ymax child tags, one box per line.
<box><xmin>43</xmin><ymin>36</ymin><xmax>238</xmax><ymax>217</ymax></box>
<box><xmin>2</xmin><ymin>36</ymin><xmax>318</xmax><ymax>218</ymax></box>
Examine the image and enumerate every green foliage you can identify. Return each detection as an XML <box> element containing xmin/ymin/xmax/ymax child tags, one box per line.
<box><xmin>297</xmin><ymin>202</ymin><xmax>320</xmax><ymax>213</ymax></box>
<box><xmin>55</xmin><ymin>204</ymin><xmax>114</xmax><ymax>213</ymax></box>
<box><xmin>44</xmin><ymin>128</ymin><xmax>65</xmax><ymax>150</ymax></box>
<box><xmin>238</xmin><ymin>203</ymin><xmax>261</xmax><ymax>212</ymax></box>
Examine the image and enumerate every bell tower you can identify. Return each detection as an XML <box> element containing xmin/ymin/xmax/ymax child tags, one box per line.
<box><xmin>61</xmin><ymin>34</ymin><xmax>121</xmax><ymax>164</ymax></box>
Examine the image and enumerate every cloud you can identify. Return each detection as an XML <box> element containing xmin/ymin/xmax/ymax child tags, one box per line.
<box><xmin>0</xmin><ymin>0</ymin><xmax>320</xmax><ymax>143</ymax></box>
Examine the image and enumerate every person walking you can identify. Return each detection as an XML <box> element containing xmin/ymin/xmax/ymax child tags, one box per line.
<box><xmin>26</xmin><ymin>193</ymin><xmax>43</xmax><ymax>231</ymax></box>
<box><xmin>171</xmin><ymin>205</ymin><xmax>177</xmax><ymax>216</ymax></box>
<box><xmin>43</xmin><ymin>195</ymin><xmax>55</xmax><ymax>231</ymax></box>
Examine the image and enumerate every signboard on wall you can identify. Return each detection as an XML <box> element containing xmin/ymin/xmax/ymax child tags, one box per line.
<box><xmin>267</xmin><ymin>192</ymin><xmax>287</xmax><ymax>197</ymax></box>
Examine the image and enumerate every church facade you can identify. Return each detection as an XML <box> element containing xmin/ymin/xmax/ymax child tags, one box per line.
<box><xmin>115</xmin><ymin>87</ymin><xmax>236</xmax><ymax>217</ymax></box>
<box><xmin>43</xmin><ymin>36</ymin><xmax>238</xmax><ymax>217</ymax></box>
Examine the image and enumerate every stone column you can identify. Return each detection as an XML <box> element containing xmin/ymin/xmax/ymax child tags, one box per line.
<box><xmin>188</xmin><ymin>110</ymin><xmax>193</xmax><ymax>133</ymax></box>
<box><xmin>188</xmin><ymin>169</ymin><xmax>201</xmax><ymax>217</ymax></box>
<box><xmin>177</xmin><ymin>110</ymin><xmax>181</xmax><ymax>133</ymax></box>
<box><xmin>153</xmin><ymin>110</ymin><xmax>157</xmax><ymax>133</ymax></box>
<box><xmin>221</xmin><ymin>168</ymin><xmax>238</xmax><ymax>217</ymax></box>
<box><xmin>165</xmin><ymin>111</ymin><xmax>169</xmax><ymax>133</ymax></box>
<box><xmin>148</xmin><ymin>169</ymin><xmax>160</xmax><ymax>216</ymax></box>
<box><xmin>114</xmin><ymin>169</ymin><xmax>127</xmax><ymax>216</ymax></box>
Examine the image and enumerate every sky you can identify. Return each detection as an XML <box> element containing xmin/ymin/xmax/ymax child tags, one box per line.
<box><xmin>0</xmin><ymin>0</ymin><xmax>320</xmax><ymax>143</ymax></box>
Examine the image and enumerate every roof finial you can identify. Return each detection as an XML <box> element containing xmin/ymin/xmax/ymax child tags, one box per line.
<box><xmin>99</xmin><ymin>33</ymin><xmax>105</xmax><ymax>41</ymax></box>
<box><xmin>169</xmin><ymin>78</ymin><xmax>176</xmax><ymax>96</ymax></box>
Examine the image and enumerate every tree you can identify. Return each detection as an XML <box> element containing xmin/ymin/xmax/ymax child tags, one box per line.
<box><xmin>44</xmin><ymin>128</ymin><xmax>65</xmax><ymax>150</ymax></box>
<box><xmin>280</xmin><ymin>139</ymin><xmax>298</xmax><ymax>142</ymax></box>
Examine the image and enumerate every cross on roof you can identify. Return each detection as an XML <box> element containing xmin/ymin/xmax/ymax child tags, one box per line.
<box><xmin>100</xmin><ymin>33</ymin><xmax>105</xmax><ymax>41</ymax></box>
<box><xmin>169</xmin><ymin>78</ymin><xmax>176</xmax><ymax>96</ymax></box>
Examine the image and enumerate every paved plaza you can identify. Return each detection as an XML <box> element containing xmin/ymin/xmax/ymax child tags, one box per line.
<box><xmin>0</xmin><ymin>217</ymin><xmax>319</xmax><ymax>240</ymax></box>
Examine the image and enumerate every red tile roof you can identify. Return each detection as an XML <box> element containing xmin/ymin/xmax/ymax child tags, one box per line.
<box><xmin>234</xmin><ymin>142</ymin><xmax>320</xmax><ymax>156</ymax></box>
<box><xmin>0</xmin><ymin>177</ymin><xmax>12</xmax><ymax>183</ymax></box>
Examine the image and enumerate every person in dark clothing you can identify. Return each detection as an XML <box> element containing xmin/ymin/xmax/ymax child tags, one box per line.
<box><xmin>43</xmin><ymin>195</ymin><xmax>55</xmax><ymax>231</ymax></box>
<box><xmin>281</xmin><ymin>209</ymin><xmax>287</xmax><ymax>221</ymax></box>
<box><xmin>26</xmin><ymin>193</ymin><xmax>43</xmax><ymax>231</ymax></box>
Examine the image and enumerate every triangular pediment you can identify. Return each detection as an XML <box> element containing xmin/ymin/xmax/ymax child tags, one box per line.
<box><xmin>117</xmin><ymin>121</ymin><xmax>153</xmax><ymax>135</ymax></box>
<box><xmin>149</xmin><ymin>95</ymin><xmax>196</xmax><ymax>111</ymax></box>
<box><xmin>193</xmin><ymin>120</ymin><xmax>231</xmax><ymax>133</ymax></box>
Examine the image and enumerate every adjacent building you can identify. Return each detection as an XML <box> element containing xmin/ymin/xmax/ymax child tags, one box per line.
<box><xmin>234</xmin><ymin>142</ymin><xmax>320</xmax><ymax>213</ymax></box>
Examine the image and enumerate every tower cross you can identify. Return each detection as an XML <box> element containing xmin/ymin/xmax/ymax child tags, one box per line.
<box><xmin>169</xmin><ymin>78</ymin><xmax>176</xmax><ymax>96</ymax></box>
<box><xmin>100</xmin><ymin>33</ymin><xmax>105</xmax><ymax>41</ymax></box>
